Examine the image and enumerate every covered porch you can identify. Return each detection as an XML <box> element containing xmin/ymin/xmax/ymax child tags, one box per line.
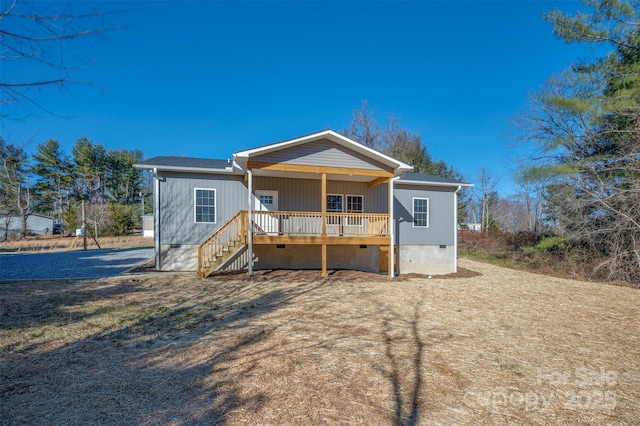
<box><xmin>197</xmin><ymin>208</ymin><xmax>393</xmax><ymax>278</ymax></box>
<box><xmin>198</xmin><ymin>130</ymin><xmax>412</xmax><ymax>278</ymax></box>
<box><xmin>245</xmin><ymin>159</ymin><xmax>397</xmax><ymax>278</ymax></box>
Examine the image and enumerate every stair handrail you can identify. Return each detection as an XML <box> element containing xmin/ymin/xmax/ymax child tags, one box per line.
<box><xmin>198</xmin><ymin>210</ymin><xmax>247</xmax><ymax>276</ymax></box>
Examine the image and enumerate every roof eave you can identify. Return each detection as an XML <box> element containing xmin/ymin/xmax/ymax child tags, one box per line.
<box><xmin>395</xmin><ymin>164</ymin><xmax>414</xmax><ymax>175</ymax></box>
<box><xmin>233</xmin><ymin>129</ymin><xmax>413</xmax><ymax>173</ymax></box>
<box><xmin>134</xmin><ymin>164</ymin><xmax>238</xmax><ymax>174</ymax></box>
<box><xmin>396</xmin><ymin>179</ymin><xmax>474</xmax><ymax>188</ymax></box>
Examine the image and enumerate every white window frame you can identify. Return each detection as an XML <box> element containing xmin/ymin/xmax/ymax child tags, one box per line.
<box><xmin>326</xmin><ymin>194</ymin><xmax>343</xmax><ymax>212</ymax></box>
<box><xmin>412</xmin><ymin>197</ymin><xmax>429</xmax><ymax>228</ymax></box>
<box><xmin>194</xmin><ymin>188</ymin><xmax>216</xmax><ymax>224</ymax></box>
<box><xmin>346</xmin><ymin>194</ymin><xmax>364</xmax><ymax>226</ymax></box>
<box><xmin>259</xmin><ymin>194</ymin><xmax>274</xmax><ymax>206</ymax></box>
<box><xmin>326</xmin><ymin>193</ymin><xmax>343</xmax><ymax>225</ymax></box>
<box><xmin>345</xmin><ymin>194</ymin><xmax>364</xmax><ymax>213</ymax></box>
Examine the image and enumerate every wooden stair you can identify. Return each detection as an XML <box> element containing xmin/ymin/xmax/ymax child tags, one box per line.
<box><xmin>198</xmin><ymin>211</ymin><xmax>248</xmax><ymax>277</ymax></box>
<box><xmin>200</xmin><ymin>239</ymin><xmax>246</xmax><ymax>277</ymax></box>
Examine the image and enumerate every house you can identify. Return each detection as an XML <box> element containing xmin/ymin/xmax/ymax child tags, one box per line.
<box><xmin>465</xmin><ymin>222</ymin><xmax>482</xmax><ymax>232</ymax></box>
<box><xmin>134</xmin><ymin>130</ymin><xmax>472</xmax><ymax>278</ymax></box>
<box><xmin>142</xmin><ymin>214</ymin><xmax>154</xmax><ymax>238</ymax></box>
<box><xmin>1</xmin><ymin>213</ymin><xmax>54</xmax><ymax>238</ymax></box>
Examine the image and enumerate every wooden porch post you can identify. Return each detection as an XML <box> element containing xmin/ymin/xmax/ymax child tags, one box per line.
<box><xmin>247</xmin><ymin>169</ymin><xmax>253</xmax><ymax>277</ymax></box>
<box><xmin>321</xmin><ymin>173</ymin><xmax>327</xmax><ymax>277</ymax></box>
<box><xmin>321</xmin><ymin>173</ymin><xmax>327</xmax><ymax>236</ymax></box>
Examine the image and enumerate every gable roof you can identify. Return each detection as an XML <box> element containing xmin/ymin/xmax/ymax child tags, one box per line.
<box><xmin>134</xmin><ymin>156</ymin><xmax>233</xmax><ymax>173</ymax></box>
<box><xmin>234</xmin><ymin>129</ymin><xmax>413</xmax><ymax>175</ymax></box>
<box><xmin>397</xmin><ymin>172</ymin><xmax>473</xmax><ymax>188</ymax></box>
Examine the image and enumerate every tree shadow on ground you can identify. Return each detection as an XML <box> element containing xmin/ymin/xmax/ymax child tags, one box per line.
<box><xmin>0</xmin><ymin>275</ymin><xmax>327</xmax><ymax>425</ymax></box>
<box><xmin>0</xmin><ymin>278</ymin><xmax>150</xmax><ymax>333</ymax></box>
<box><xmin>377</xmin><ymin>299</ymin><xmax>456</xmax><ymax>426</ymax></box>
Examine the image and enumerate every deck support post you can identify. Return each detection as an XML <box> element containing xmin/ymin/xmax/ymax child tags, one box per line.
<box><xmin>247</xmin><ymin>169</ymin><xmax>253</xmax><ymax>277</ymax></box>
<box><xmin>321</xmin><ymin>173</ymin><xmax>327</xmax><ymax>277</ymax></box>
<box><xmin>322</xmin><ymin>244</ymin><xmax>327</xmax><ymax>277</ymax></box>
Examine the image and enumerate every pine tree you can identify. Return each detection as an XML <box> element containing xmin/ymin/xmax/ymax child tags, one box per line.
<box><xmin>31</xmin><ymin>138</ymin><xmax>74</xmax><ymax>220</ymax></box>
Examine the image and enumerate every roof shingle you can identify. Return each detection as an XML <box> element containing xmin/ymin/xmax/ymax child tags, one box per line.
<box><xmin>136</xmin><ymin>156</ymin><xmax>231</xmax><ymax>170</ymax></box>
<box><xmin>398</xmin><ymin>172</ymin><xmax>471</xmax><ymax>186</ymax></box>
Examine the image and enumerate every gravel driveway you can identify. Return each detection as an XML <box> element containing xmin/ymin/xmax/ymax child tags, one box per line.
<box><xmin>0</xmin><ymin>248</ymin><xmax>155</xmax><ymax>280</ymax></box>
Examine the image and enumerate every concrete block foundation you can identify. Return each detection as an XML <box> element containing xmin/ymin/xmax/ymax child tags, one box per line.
<box><xmin>399</xmin><ymin>244</ymin><xmax>456</xmax><ymax>275</ymax></box>
<box><xmin>253</xmin><ymin>244</ymin><xmax>379</xmax><ymax>273</ymax></box>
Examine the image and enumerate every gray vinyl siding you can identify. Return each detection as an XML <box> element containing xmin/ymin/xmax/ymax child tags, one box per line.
<box><xmin>254</xmin><ymin>176</ymin><xmax>388</xmax><ymax>213</ymax></box>
<box><xmin>252</xmin><ymin>139</ymin><xmax>392</xmax><ymax>172</ymax></box>
<box><xmin>158</xmin><ymin>171</ymin><xmax>246</xmax><ymax>245</ymax></box>
<box><xmin>394</xmin><ymin>184</ymin><xmax>456</xmax><ymax>246</ymax></box>
<box><xmin>157</xmin><ymin>173</ymin><xmax>390</xmax><ymax>246</ymax></box>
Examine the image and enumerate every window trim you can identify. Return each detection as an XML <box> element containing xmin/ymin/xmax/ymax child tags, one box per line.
<box><xmin>326</xmin><ymin>193</ymin><xmax>344</xmax><ymax>213</ymax></box>
<box><xmin>259</xmin><ymin>194</ymin><xmax>274</xmax><ymax>206</ymax></box>
<box><xmin>326</xmin><ymin>193</ymin><xmax>343</xmax><ymax>226</ymax></box>
<box><xmin>194</xmin><ymin>188</ymin><xmax>216</xmax><ymax>224</ymax></box>
<box><xmin>345</xmin><ymin>194</ymin><xmax>364</xmax><ymax>226</ymax></box>
<box><xmin>412</xmin><ymin>197</ymin><xmax>429</xmax><ymax>228</ymax></box>
<box><xmin>345</xmin><ymin>194</ymin><xmax>364</xmax><ymax>214</ymax></box>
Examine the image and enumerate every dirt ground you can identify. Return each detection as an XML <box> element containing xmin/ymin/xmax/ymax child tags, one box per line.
<box><xmin>1</xmin><ymin>258</ymin><xmax>638</xmax><ymax>425</ymax></box>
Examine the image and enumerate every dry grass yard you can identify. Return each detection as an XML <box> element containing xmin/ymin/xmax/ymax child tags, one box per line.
<box><xmin>1</xmin><ymin>259</ymin><xmax>638</xmax><ymax>425</ymax></box>
<box><xmin>0</xmin><ymin>234</ymin><xmax>153</xmax><ymax>253</ymax></box>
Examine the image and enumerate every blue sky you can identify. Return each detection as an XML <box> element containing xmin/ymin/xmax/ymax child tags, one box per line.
<box><xmin>2</xmin><ymin>1</ymin><xmax>597</xmax><ymax>195</ymax></box>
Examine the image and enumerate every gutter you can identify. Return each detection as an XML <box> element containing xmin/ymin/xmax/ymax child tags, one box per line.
<box><xmin>247</xmin><ymin>169</ymin><xmax>253</xmax><ymax>277</ymax></box>
<box><xmin>153</xmin><ymin>168</ymin><xmax>160</xmax><ymax>270</ymax></box>
<box><xmin>134</xmin><ymin>164</ymin><xmax>237</xmax><ymax>174</ymax></box>
<box><xmin>389</xmin><ymin>176</ymin><xmax>400</xmax><ymax>279</ymax></box>
<box><xmin>395</xmin><ymin>179</ymin><xmax>474</xmax><ymax>188</ymax></box>
<box><xmin>453</xmin><ymin>185</ymin><xmax>461</xmax><ymax>273</ymax></box>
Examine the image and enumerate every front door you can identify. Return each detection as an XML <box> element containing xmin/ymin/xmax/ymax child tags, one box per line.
<box><xmin>254</xmin><ymin>190</ymin><xmax>279</xmax><ymax>235</ymax></box>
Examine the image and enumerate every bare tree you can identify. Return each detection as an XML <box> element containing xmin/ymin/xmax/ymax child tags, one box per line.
<box><xmin>342</xmin><ymin>100</ymin><xmax>381</xmax><ymax>150</ymax></box>
<box><xmin>86</xmin><ymin>203</ymin><xmax>109</xmax><ymax>238</ymax></box>
<box><xmin>476</xmin><ymin>167</ymin><xmax>499</xmax><ymax>232</ymax></box>
<box><xmin>0</xmin><ymin>138</ymin><xmax>31</xmax><ymax>238</ymax></box>
<box><xmin>0</xmin><ymin>0</ymin><xmax>120</xmax><ymax>119</ymax></box>
<box><xmin>512</xmin><ymin>1</ymin><xmax>640</xmax><ymax>282</ymax></box>
<box><xmin>513</xmin><ymin>169</ymin><xmax>546</xmax><ymax>234</ymax></box>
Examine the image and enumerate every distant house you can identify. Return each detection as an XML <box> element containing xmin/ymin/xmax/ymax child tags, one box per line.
<box><xmin>465</xmin><ymin>223</ymin><xmax>482</xmax><ymax>232</ymax></box>
<box><xmin>1</xmin><ymin>213</ymin><xmax>54</xmax><ymax>238</ymax></box>
<box><xmin>142</xmin><ymin>214</ymin><xmax>154</xmax><ymax>238</ymax></box>
<box><xmin>135</xmin><ymin>130</ymin><xmax>472</xmax><ymax>278</ymax></box>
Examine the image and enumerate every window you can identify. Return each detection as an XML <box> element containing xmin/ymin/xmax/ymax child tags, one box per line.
<box><xmin>326</xmin><ymin>194</ymin><xmax>343</xmax><ymax>225</ymax></box>
<box><xmin>195</xmin><ymin>188</ymin><xmax>216</xmax><ymax>223</ymax></box>
<box><xmin>346</xmin><ymin>195</ymin><xmax>363</xmax><ymax>213</ymax></box>
<box><xmin>259</xmin><ymin>194</ymin><xmax>273</xmax><ymax>206</ymax></box>
<box><xmin>346</xmin><ymin>195</ymin><xmax>363</xmax><ymax>225</ymax></box>
<box><xmin>413</xmin><ymin>198</ymin><xmax>429</xmax><ymax>228</ymax></box>
<box><xmin>327</xmin><ymin>194</ymin><xmax>343</xmax><ymax>212</ymax></box>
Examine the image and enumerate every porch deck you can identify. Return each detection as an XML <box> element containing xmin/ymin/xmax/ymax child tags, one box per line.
<box><xmin>198</xmin><ymin>210</ymin><xmax>391</xmax><ymax>277</ymax></box>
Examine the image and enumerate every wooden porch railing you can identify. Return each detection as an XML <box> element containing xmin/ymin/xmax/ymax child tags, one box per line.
<box><xmin>252</xmin><ymin>211</ymin><xmax>389</xmax><ymax>237</ymax></box>
<box><xmin>198</xmin><ymin>210</ymin><xmax>247</xmax><ymax>277</ymax></box>
<box><xmin>198</xmin><ymin>210</ymin><xmax>390</xmax><ymax>277</ymax></box>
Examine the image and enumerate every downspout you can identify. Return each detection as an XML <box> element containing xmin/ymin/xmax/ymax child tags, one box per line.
<box><xmin>153</xmin><ymin>168</ymin><xmax>160</xmax><ymax>270</ymax></box>
<box><xmin>247</xmin><ymin>169</ymin><xmax>253</xmax><ymax>277</ymax></box>
<box><xmin>389</xmin><ymin>176</ymin><xmax>400</xmax><ymax>279</ymax></box>
<box><xmin>454</xmin><ymin>185</ymin><xmax>461</xmax><ymax>273</ymax></box>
